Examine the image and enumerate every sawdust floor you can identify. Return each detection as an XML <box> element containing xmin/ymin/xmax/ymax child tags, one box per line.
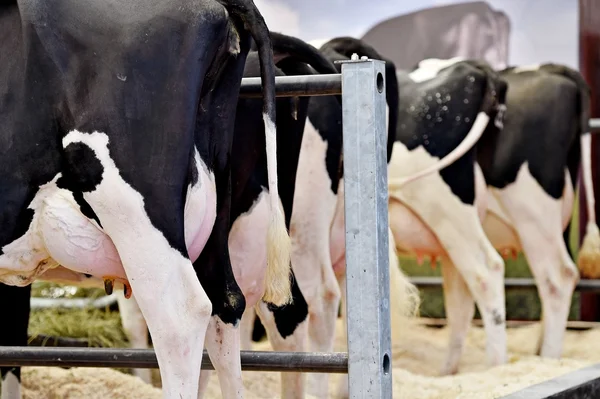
<box><xmin>21</xmin><ymin>318</ymin><xmax>600</xmax><ymax>398</ymax></box>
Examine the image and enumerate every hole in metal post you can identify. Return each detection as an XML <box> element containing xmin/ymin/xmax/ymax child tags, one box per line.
<box><xmin>376</xmin><ymin>72</ymin><xmax>384</xmax><ymax>93</ymax></box>
<box><xmin>382</xmin><ymin>353</ymin><xmax>391</xmax><ymax>375</ymax></box>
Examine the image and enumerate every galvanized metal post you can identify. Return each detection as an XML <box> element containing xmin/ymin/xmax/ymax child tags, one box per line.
<box><xmin>339</xmin><ymin>56</ymin><xmax>393</xmax><ymax>398</ymax></box>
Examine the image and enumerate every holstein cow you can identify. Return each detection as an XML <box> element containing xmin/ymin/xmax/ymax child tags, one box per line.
<box><xmin>0</xmin><ymin>31</ymin><xmax>339</xmax><ymax>395</ymax></box>
<box><xmin>475</xmin><ymin>64</ymin><xmax>598</xmax><ymax>362</ymax></box>
<box><xmin>386</xmin><ymin>59</ymin><xmax>599</xmax><ymax>376</ymax></box>
<box><xmin>0</xmin><ymin>1</ymin><xmax>291</xmax><ymax>399</ymax></box>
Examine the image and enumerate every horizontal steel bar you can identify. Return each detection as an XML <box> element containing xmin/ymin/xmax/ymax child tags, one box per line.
<box><xmin>499</xmin><ymin>362</ymin><xmax>600</xmax><ymax>398</ymax></box>
<box><xmin>408</xmin><ymin>277</ymin><xmax>600</xmax><ymax>292</ymax></box>
<box><xmin>417</xmin><ymin>318</ymin><xmax>600</xmax><ymax>331</ymax></box>
<box><xmin>0</xmin><ymin>347</ymin><xmax>348</xmax><ymax>373</ymax></box>
<box><xmin>239</xmin><ymin>74</ymin><xmax>341</xmax><ymax>98</ymax></box>
<box><xmin>590</xmin><ymin>118</ymin><xmax>600</xmax><ymax>131</ymax></box>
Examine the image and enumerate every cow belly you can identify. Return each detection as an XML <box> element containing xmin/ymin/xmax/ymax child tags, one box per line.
<box><xmin>228</xmin><ymin>189</ymin><xmax>270</xmax><ymax>308</ymax></box>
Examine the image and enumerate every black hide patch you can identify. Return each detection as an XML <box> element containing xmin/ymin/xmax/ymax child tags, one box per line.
<box><xmin>395</xmin><ymin>63</ymin><xmax>489</xmax><ymax>205</ymax></box>
<box><xmin>267</xmin><ymin>277</ymin><xmax>309</xmax><ymax>338</ymax></box>
<box><xmin>71</xmin><ymin>191</ymin><xmax>103</xmax><ymax>228</ymax></box>
<box><xmin>0</xmin><ymin>207</ymin><xmax>34</xmax><ymax>256</ymax></box>
<box><xmin>59</xmin><ymin>142</ymin><xmax>104</xmax><ymax>192</ymax></box>
<box><xmin>56</xmin><ymin>142</ymin><xmax>104</xmax><ymax>227</ymax></box>
<box><xmin>477</xmin><ymin>69</ymin><xmax>583</xmax><ymax>200</ymax></box>
<box><xmin>0</xmin><ymin>283</ymin><xmax>31</xmax><ymax>380</ymax></box>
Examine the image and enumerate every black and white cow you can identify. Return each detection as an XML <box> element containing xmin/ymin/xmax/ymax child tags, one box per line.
<box><xmin>0</xmin><ymin>1</ymin><xmax>291</xmax><ymax>398</ymax></box>
<box><xmin>475</xmin><ymin>63</ymin><xmax>597</xmax><ymax>362</ymax></box>
<box><xmin>0</xmin><ymin>31</ymin><xmax>347</xmax><ymax>397</ymax></box>
<box><xmin>386</xmin><ymin>60</ymin><xmax>599</xmax><ymax>376</ymax></box>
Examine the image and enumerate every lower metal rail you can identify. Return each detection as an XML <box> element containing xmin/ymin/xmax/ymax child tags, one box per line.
<box><xmin>409</xmin><ymin>277</ymin><xmax>600</xmax><ymax>292</ymax></box>
<box><xmin>0</xmin><ymin>347</ymin><xmax>348</xmax><ymax>373</ymax></box>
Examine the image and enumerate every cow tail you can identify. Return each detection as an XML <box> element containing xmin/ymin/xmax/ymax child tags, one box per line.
<box><xmin>545</xmin><ymin>64</ymin><xmax>600</xmax><ymax>277</ymax></box>
<box><xmin>576</xmin><ymin>82</ymin><xmax>600</xmax><ymax>278</ymax></box>
<box><xmin>221</xmin><ymin>0</ymin><xmax>292</xmax><ymax>306</ymax></box>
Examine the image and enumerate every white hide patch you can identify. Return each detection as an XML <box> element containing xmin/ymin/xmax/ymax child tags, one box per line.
<box><xmin>480</xmin><ymin>167</ymin><xmax>576</xmax><ymax>256</ymax></box>
<box><xmin>485</xmin><ymin>162</ymin><xmax>577</xmax><ymax>358</ymax></box>
<box><xmin>387</xmin><ymin>133</ymin><xmax>508</xmax><ymax>371</ymax></box>
<box><xmin>287</xmin><ymin>117</ymin><xmax>341</xmax><ymax>399</ymax></box>
<box><xmin>387</xmin><ymin>139</ymin><xmax>491</xmax><ymax>262</ymax></box>
<box><xmin>387</xmin><ymin>133</ymin><xmax>508</xmax><ymax>372</ymax></box>
<box><xmin>116</xmin><ymin>291</ymin><xmax>152</xmax><ymax>384</ymax></box>
<box><xmin>484</xmin><ymin>163</ymin><xmax>575</xmax><ymax>264</ymax></box>
<box><xmin>408</xmin><ymin>57</ymin><xmax>465</xmax><ymax>83</ymax></box>
<box><xmin>289</xmin><ymin>118</ymin><xmax>338</xmax><ymax>302</ymax></box>
<box><xmin>1</xmin><ymin>371</ymin><xmax>20</xmax><ymax>399</ymax></box>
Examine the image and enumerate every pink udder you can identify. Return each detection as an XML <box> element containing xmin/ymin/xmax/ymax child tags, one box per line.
<box><xmin>388</xmin><ymin>199</ymin><xmax>447</xmax><ymax>264</ymax></box>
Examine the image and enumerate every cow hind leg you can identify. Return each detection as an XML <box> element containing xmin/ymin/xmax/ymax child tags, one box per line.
<box><xmin>0</xmin><ymin>284</ymin><xmax>31</xmax><ymax>399</ymax></box>
<box><xmin>116</xmin><ymin>291</ymin><xmax>151</xmax><ymax>384</ymax></box>
<box><xmin>304</xmin><ymin>263</ymin><xmax>341</xmax><ymax>398</ymax></box>
<box><xmin>255</xmin><ymin>276</ymin><xmax>309</xmax><ymax>399</ymax></box>
<box><xmin>494</xmin><ymin>168</ymin><xmax>578</xmax><ymax>358</ymax></box>
<box><xmin>440</xmin><ymin>257</ymin><xmax>476</xmax><ymax>375</ymax></box>
<box><xmin>197</xmin><ymin>316</ymin><xmax>243</xmax><ymax>399</ymax></box>
<box><xmin>61</xmin><ymin>131</ymin><xmax>212</xmax><ymax>398</ymax></box>
<box><xmin>239</xmin><ymin>308</ymin><xmax>256</xmax><ymax>351</ymax></box>
<box><xmin>448</xmin><ymin>254</ymin><xmax>506</xmax><ymax>372</ymax></box>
